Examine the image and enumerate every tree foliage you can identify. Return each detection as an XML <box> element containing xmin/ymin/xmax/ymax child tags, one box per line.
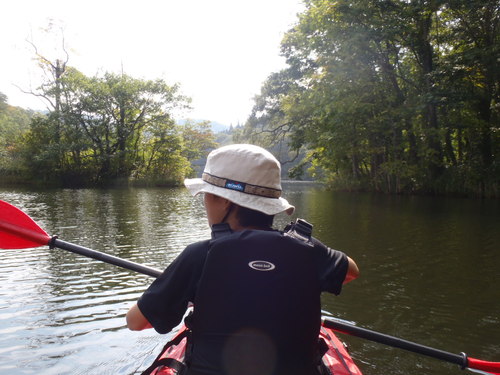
<box><xmin>243</xmin><ymin>0</ymin><xmax>500</xmax><ymax>197</ymax></box>
<box><xmin>11</xmin><ymin>64</ymin><xmax>216</xmax><ymax>186</ymax></box>
<box><xmin>0</xmin><ymin>92</ymin><xmax>34</xmax><ymax>176</ymax></box>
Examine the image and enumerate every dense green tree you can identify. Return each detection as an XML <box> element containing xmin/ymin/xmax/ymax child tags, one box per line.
<box><xmin>3</xmin><ymin>23</ymin><xmax>217</xmax><ymax>187</ymax></box>
<box><xmin>179</xmin><ymin>120</ymin><xmax>218</xmax><ymax>162</ymax></box>
<box><xmin>438</xmin><ymin>0</ymin><xmax>500</xmax><ymax>193</ymax></box>
<box><xmin>0</xmin><ymin>92</ymin><xmax>7</xmax><ymax>110</ymax></box>
<box><xmin>18</xmin><ymin>65</ymin><xmax>214</xmax><ymax>186</ymax></box>
<box><xmin>0</xmin><ymin>93</ymin><xmax>34</xmax><ymax>176</ymax></box>
<box><xmin>243</xmin><ymin>0</ymin><xmax>499</xmax><ymax>197</ymax></box>
<box><xmin>21</xmin><ymin>113</ymin><xmax>64</xmax><ymax>182</ymax></box>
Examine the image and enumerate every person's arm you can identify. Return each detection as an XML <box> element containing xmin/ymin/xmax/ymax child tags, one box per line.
<box><xmin>126</xmin><ymin>303</ymin><xmax>152</xmax><ymax>331</ymax></box>
<box><xmin>343</xmin><ymin>256</ymin><xmax>359</xmax><ymax>284</ymax></box>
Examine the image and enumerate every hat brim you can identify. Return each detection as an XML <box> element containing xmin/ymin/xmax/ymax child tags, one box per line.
<box><xmin>184</xmin><ymin>178</ymin><xmax>295</xmax><ymax>216</ymax></box>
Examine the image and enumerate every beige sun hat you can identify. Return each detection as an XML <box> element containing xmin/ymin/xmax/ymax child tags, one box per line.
<box><xmin>184</xmin><ymin>144</ymin><xmax>294</xmax><ymax>216</ymax></box>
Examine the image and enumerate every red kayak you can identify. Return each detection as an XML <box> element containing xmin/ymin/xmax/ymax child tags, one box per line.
<box><xmin>143</xmin><ymin>322</ymin><xmax>363</xmax><ymax>375</ymax></box>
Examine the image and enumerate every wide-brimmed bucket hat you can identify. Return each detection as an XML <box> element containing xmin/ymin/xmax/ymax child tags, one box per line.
<box><xmin>184</xmin><ymin>144</ymin><xmax>294</xmax><ymax>215</ymax></box>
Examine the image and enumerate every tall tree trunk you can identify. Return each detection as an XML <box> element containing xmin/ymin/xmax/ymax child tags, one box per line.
<box><xmin>117</xmin><ymin>98</ymin><xmax>127</xmax><ymax>177</ymax></box>
<box><xmin>415</xmin><ymin>6</ymin><xmax>443</xmax><ymax>181</ymax></box>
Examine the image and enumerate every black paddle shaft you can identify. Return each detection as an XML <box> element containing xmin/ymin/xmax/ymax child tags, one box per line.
<box><xmin>51</xmin><ymin>238</ymin><xmax>163</xmax><ymax>278</ymax></box>
<box><xmin>323</xmin><ymin>318</ymin><xmax>468</xmax><ymax>368</ymax></box>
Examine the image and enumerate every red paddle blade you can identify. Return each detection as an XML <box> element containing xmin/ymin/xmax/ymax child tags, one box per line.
<box><xmin>468</xmin><ymin>357</ymin><xmax>500</xmax><ymax>375</ymax></box>
<box><xmin>0</xmin><ymin>200</ymin><xmax>51</xmax><ymax>249</ymax></box>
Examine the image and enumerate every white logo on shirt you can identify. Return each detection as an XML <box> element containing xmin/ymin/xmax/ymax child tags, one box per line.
<box><xmin>248</xmin><ymin>260</ymin><xmax>276</xmax><ymax>271</ymax></box>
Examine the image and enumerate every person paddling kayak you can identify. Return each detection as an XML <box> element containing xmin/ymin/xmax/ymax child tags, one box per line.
<box><xmin>126</xmin><ymin>144</ymin><xmax>359</xmax><ymax>375</ymax></box>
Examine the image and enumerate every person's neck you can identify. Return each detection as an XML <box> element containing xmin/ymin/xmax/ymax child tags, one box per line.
<box><xmin>230</xmin><ymin>223</ymin><xmax>270</xmax><ymax>231</ymax></box>
<box><xmin>224</xmin><ymin>212</ymin><xmax>270</xmax><ymax>232</ymax></box>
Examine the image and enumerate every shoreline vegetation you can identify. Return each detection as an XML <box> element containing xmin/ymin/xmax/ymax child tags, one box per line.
<box><xmin>1</xmin><ymin>1</ymin><xmax>499</xmax><ymax>199</ymax></box>
<box><xmin>1</xmin><ymin>175</ymin><xmax>497</xmax><ymax>201</ymax></box>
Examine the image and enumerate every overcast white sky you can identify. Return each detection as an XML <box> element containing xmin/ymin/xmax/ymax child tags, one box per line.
<box><xmin>1</xmin><ymin>0</ymin><xmax>304</xmax><ymax>125</ymax></box>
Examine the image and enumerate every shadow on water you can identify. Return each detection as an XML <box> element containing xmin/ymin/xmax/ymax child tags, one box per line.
<box><xmin>0</xmin><ymin>185</ymin><xmax>499</xmax><ymax>374</ymax></box>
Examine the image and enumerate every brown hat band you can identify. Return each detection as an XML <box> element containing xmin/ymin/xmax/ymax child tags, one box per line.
<box><xmin>202</xmin><ymin>172</ymin><xmax>281</xmax><ymax>199</ymax></box>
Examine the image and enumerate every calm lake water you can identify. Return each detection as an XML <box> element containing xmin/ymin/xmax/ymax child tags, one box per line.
<box><xmin>0</xmin><ymin>184</ymin><xmax>499</xmax><ymax>375</ymax></box>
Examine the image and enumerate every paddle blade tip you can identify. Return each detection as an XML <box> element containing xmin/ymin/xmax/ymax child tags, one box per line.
<box><xmin>0</xmin><ymin>200</ymin><xmax>51</xmax><ymax>249</ymax></box>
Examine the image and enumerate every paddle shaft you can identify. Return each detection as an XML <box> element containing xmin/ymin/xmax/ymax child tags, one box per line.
<box><xmin>323</xmin><ymin>317</ymin><xmax>467</xmax><ymax>368</ymax></box>
<box><xmin>51</xmin><ymin>238</ymin><xmax>162</xmax><ymax>278</ymax></box>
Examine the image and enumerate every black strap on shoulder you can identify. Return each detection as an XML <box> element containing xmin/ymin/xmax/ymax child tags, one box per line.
<box><xmin>211</xmin><ymin>223</ymin><xmax>233</xmax><ymax>239</ymax></box>
<box><xmin>283</xmin><ymin>218</ymin><xmax>313</xmax><ymax>246</ymax></box>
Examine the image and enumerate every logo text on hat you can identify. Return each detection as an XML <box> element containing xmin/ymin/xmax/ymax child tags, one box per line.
<box><xmin>225</xmin><ymin>180</ymin><xmax>245</xmax><ymax>192</ymax></box>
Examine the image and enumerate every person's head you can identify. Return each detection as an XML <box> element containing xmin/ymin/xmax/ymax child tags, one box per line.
<box><xmin>184</xmin><ymin>144</ymin><xmax>294</xmax><ymax>229</ymax></box>
<box><xmin>202</xmin><ymin>192</ymin><xmax>275</xmax><ymax>229</ymax></box>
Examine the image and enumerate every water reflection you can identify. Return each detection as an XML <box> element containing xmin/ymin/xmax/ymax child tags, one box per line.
<box><xmin>0</xmin><ymin>186</ymin><xmax>499</xmax><ymax>375</ymax></box>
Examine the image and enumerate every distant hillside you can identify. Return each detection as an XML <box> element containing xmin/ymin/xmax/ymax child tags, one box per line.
<box><xmin>176</xmin><ymin>118</ymin><xmax>229</xmax><ymax>133</ymax></box>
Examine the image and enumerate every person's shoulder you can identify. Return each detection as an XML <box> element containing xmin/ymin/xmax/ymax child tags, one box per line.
<box><xmin>309</xmin><ymin>237</ymin><xmax>348</xmax><ymax>263</ymax></box>
<box><xmin>183</xmin><ymin>238</ymin><xmax>211</xmax><ymax>255</ymax></box>
<box><xmin>311</xmin><ymin>236</ymin><xmax>329</xmax><ymax>251</ymax></box>
<box><xmin>170</xmin><ymin>239</ymin><xmax>211</xmax><ymax>270</ymax></box>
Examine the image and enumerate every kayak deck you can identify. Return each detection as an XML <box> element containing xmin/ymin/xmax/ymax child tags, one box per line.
<box><xmin>145</xmin><ymin>323</ymin><xmax>362</xmax><ymax>375</ymax></box>
<box><xmin>319</xmin><ymin>325</ymin><xmax>362</xmax><ymax>375</ymax></box>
